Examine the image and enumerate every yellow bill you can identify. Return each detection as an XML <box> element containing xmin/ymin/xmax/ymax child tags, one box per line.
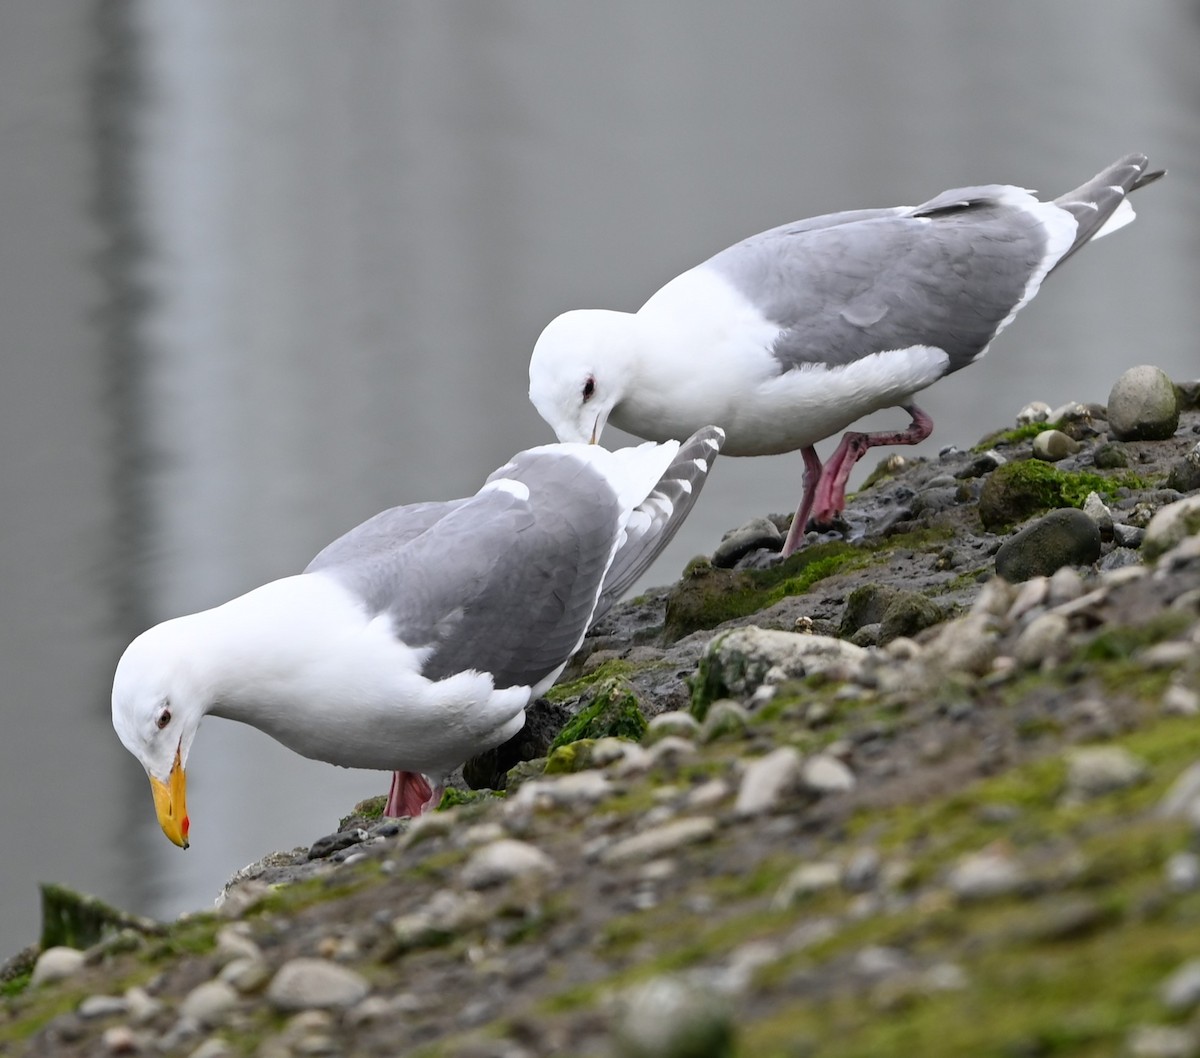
<box><xmin>149</xmin><ymin>745</ymin><xmax>189</xmax><ymax>848</ymax></box>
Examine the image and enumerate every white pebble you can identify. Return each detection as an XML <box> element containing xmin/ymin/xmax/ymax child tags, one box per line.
<box><xmin>30</xmin><ymin>946</ymin><xmax>85</xmax><ymax>986</ymax></box>
<box><xmin>180</xmin><ymin>980</ymin><xmax>239</xmax><ymax>1027</ymax></box>
<box><xmin>266</xmin><ymin>958</ymin><xmax>370</xmax><ymax>1012</ymax></box>
<box><xmin>734</xmin><ymin>747</ymin><xmax>803</xmax><ymax>817</ymax></box>
<box><xmin>461</xmin><ymin>839</ymin><xmax>556</xmax><ymax>888</ymax></box>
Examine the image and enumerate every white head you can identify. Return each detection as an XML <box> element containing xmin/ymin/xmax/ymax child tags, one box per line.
<box><xmin>528</xmin><ymin>309</ymin><xmax>643</xmax><ymax>446</ymax></box>
<box><xmin>111</xmin><ymin>617</ymin><xmax>211</xmax><ymax>848</ymax></box>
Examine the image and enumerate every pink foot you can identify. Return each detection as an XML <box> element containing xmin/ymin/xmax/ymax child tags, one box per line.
<box><xmin>384</xmin><ymin>771</ymin><xmax>444</xmax><ymax>817</ymax></box>
<box><xmin>781</xmin><ymin>445</ymin><xmax>824</xmax><ymax>557</ymax></box>
<box><xmin>810</xmin><ymin>404</ymin><xmax>934</xmax><ymax>527</ymax></box>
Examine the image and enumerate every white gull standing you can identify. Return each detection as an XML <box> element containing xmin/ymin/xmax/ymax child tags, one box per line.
<box><xmin>111</xmin><ymin>427</ymin><xmax>723</xmax><ymax>847</ymax></box>
<box><xmin>529</xmin><ymin>153</ymin><xmax>1164</xmax><ymax>556</ymax></box>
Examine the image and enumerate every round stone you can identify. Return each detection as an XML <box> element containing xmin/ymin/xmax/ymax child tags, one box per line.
<box><xmin>179</xmin><ymin>980</ymin><xmax>239</xmax><ymax>1027</ymax></box>
<box><xmin>994</xmin><ymin>508</ymin><xmax>1102</xmax><ymax>582</ymax></box>
<box><xmin>461</xmin><ymin>838</ymin><xmax>556</xmax><ymax>889</ymax></box>
<box><xmin>1031</xmin><ymin>429</ymin><xmax>1082</xmax><ymax>462</ymax></box>
<box><xmin>1107</xmin><ymin>365</ymin><xmax>1180</xmax><ymax>441</ymax></box>
<box><xmin>712</xmin><ymin>517</ymin><xmax>783</xmax><ymax>568</ymax></box>
<box><xmin>613</xmin><ymin>976</ymin><xmax>734</xmax><ymax>1058</ymax></box>
<box><xmin>266</xmin><ymin>958</ymin><xmax>370</xmax><ymax>1012</ymax></box>
<box><xmin>30</xmin><ymin>946</ymin><xmax>86</xmax><ymax>987</ymax></box>
<box><xmin>1143</xmin><ymin>494</ymin><xmax>1200</xmax><ymax>562</ymax></box>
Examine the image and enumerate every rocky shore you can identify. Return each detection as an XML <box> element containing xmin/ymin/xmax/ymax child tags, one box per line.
<box><xmin>4</xmin><ymin>365</ymin><xmax>1200</xmax><ymax>1058</ymax></box>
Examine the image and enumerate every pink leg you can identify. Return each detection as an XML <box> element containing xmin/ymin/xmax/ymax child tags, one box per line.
<box><xmin>781</xmin><ymin>445</ymin><xmax>825</xmax><ymax>557</ymax></box>
<box><xmin>811</xmin><ymin>404</ymin><xmax>934</xmax><ymax>527</ymax></box>
<box><xmin>384</xmin><ymin>771</ymin><xmax>444</xmax><ymax>817</ymax></box>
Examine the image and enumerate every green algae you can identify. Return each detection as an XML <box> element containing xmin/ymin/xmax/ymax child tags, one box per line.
<box><xmin>545</xmin><ymin>658</ymin><xmax>636</xmax><ymax>704</ymax></box>
<box><xmin>438</xmin><ymin>787</ymin><xmax>501</xmax><ymax>811</ymax></box>
<box><xmin>549</xmin><ymin>677</ymin><xmax>646</xmax><ymax>749</ymax></box>
<box><xmin>977</xmin><ymin>459</ymin><xmax>1151</xmax><ymax>531</ymax></box>
<box><xmin>973</xmin><ymin>420</ymin><xmax>1063</xmax><ymax>451</ymax></box>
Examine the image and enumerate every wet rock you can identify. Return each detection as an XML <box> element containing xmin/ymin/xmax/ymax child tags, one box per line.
<box><xmin>1108</xmin><ymin>365</ymin><xmax>1180</xmax><ymax>441</ymax></box>
<box><xmin>1094</xmin><ymin>441</ymin><xmax>1130</xmax><ymax>469</ymax></box>
<box><xmin>1166</xmin><ymin>443</ymin><xmax>1200</xmax><ymax>494</ymax></box>
<box><xmin>613</xmin><ymin>975</ymin><xmax>734</xmax><ymax>1058</ymax></box>
<box><xmin>307</xmin><ymin>828</ymin><xmax>367</xmax><ymax>861</ymax></box>
<box><xmin>600</xmin><ymin>817</ymin><xmax>718</xmax><ymax>866</ymax></box>
<box><xmin>179</xmin><ymin>980</ymin><xmax>239</xmax><ymax>1028</ymax></box>
<box><xmin>462</xmin><ymin>839</ymin><xmax>556</xmax><ymax>888</ymax></box>
<box><xmin>734</xmin><ymin>747</ymin><xmax>803</xmax><ymax>816</ymax></box>
<box><xmin>30</xmin><ymin>946</ymin><xmax>86</xmax><ymax>986</ymax></box>
<box><xmin>800</xmin><ymin>754</ymin><xmax>856</xmax><ymax>795</ymax></box>
<box><xmin>1065</xmin><ymin>747</ymin><xmax>1149</xmax><ymax>801</ymax></box>
<box><xmin>995</xmin><ymin>509</ymin><xmax>1101</xmax><ymax>582</ymax></box>
<box><xmin>712</xmin><ymin>517</ymin><xmax>782</xmax><ymax>568</ymax></box>
<box><xmin>880</xmin><ymin>591</ymin><xmax>944</xmax><ymax>643</ymax></box>
<box><xmin>1032</xmin><ymin>429</ymin><xmax>1082</xmax><ymax>461</ymax></box>
<box><xmin>1143</xmin><ymin>495</ymin><xmax>1200</xmax><ymax>562</ymax></box>
<box><xmin>948</xmin><ymin>848</ymin><xmax>1027</xmax><ymax>901</ymax></box>
<box><xmin>266</xmin><ymin>958</ymin><xmax>370</xmax><ymax>1012</ymax></box>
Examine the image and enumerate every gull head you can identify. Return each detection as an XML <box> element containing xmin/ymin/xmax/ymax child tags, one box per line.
<box><xmin>111</xmin><ymin>617</ymin><xmax>208</xmax><ymax>848</ymax></box>
<box><xmin>528</xmin><ymin>309</ymin><xmax>641</xmax><ymax>447</ymax></box>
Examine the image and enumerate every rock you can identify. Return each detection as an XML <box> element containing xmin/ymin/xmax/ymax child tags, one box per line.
<box><xmin>188</xmin><ymin>1040</ymin><xmax>234</xmax><ymax>1058</ymax></box>
<box><xmin>266</xmin><ymin>958</ymin><xmax>370</xmax><ymax>1012</ymax></box>
<box><xmin>600</xmin><ymin>817</ymin><xmax>718</xmax><ymax>866</ymax></box>
<box><xmin>1032</xmin><ymin>429</ymin><xmax>1082</xmax><ymax>461</ymax></box>
<box><xmin>215</xmin><ymin>926</ymin><xmax>261</xmax><ymax>965</ymax></box>
<box><xmin>1113</xmin><ymin>523</ymin><xmax>1146</xmax><ymax>549</ymax></box>
<box><xmin>613</xmin><ymin>975</ymin><xmax>735</xmax><ymax>1058</ymax></box>
<box><xmin>389</xmin><ymin>891</ymin><xmax>487</xmax><ymax>955</ymax></box>
<box><xmin>734</xmin><ymin>747</ymin><xmax>803</xmax><ymax>816</ymax></box>
<box><xmin>1126</xmin><ymin>1024</ymin><xmax>1200</xmax><ymax>1058</ymax></box>
<box><xmin>179</xmin><ymin>980</ymin><xmax>239</xmax><ymax>1027</ymax></box>
<box><xmin>955</xmin><ymin>449</ymin><xmax>1006</xmax><ymax>480</ymax></box>
<box><xmin>1016</xmin><ymin>401</ymin><xmax>1051</xmax><ymax>425</ymax></box>
<box><xmin>78</xmin><ymin>994</ymin><xmax>129</xmax><ymax>1019</ymax></box>
<box><xmin>712</xmin><ymin>517</ymin><xmax>783</xmax><ymax>568</ymax></box>
<box><xmin>1156</xmin><ymin>761</ymin><xmax>1200</xmax><ymax>820</ymax></box>
<box><xmin>800</xmin><ymin>754</ymin><xmax>856</xmax><ymax>795</ymax></box>
<box><xmin>773</xmin><ymin>862</ymin><xmax>842</xmax><ymax>908</ymax></box>
<box><xmin>1082</xmin><ymin>491</ymin><xmax>1115</xmax><ymax>539</ymax></box>
<box><xmin>30</xmin><ymin>946</ymin><xmax>86</xmax><ymax>986</ymax></box>
<box><xmin>1166</xmin><ymin>443</ymin><xmax>1200</xmax><ymax>494</ymax></box>
<box><xmin>461</xmin><ymin>839</ymin><xmax>556</xmax><ymax>888</ymax></box>
<box><xmin>1093</xmin><ymin>441</ymin><xmax>1130</xmax><ymax>468</ymax></box>
<box><xmin>880</xmin><ymin>591</ymin><xmax>943</xmax><ymax>643</ymax></box>
<box><xmin>550</xmin><ymin>677</ymin><xmax>647</xmax><ymax>750</ymax></box>
<box><xmin>839</xmin><ymin>584</ymin><xmax>898</xmax><ymax>637</ymax></box>
<box><xmin>699</xmin><ymin>700</ymin><xmax>750</xmax><ymax>743</ymax></box>
<box><xmin>1012</xmin><ymin>612</ymin><xmax>1070</xmax><ymax>668</ymax></box>
<box><xmin>843</xmin><ymin>848</ymin><xmax>883</xmax><ymax>892</ymax></box>
<box><xmin>1064</xmin><ymin>747</ymin><xmax>1149</xmax><ymax>801</ymax></box>
<box><xmin>1107</xmin><ymin>365</ymin><xmax>1180</xmax><ymax>441</ymax></box>
<box><xmin>511</xmin><ymin>771</ymin><xmax>613</xmax><ymax>808</ymax></box>
<box><xmin>100</xmin><ymin>1025</ymin><xmax>146</xmax><ymax>1054</ymax></box>
<box><xmin>1167</xmin><ymin>853</ymin><xmax>1200</xmax><ymax>893</ymax></box>
<box><xmin>645</xmin><ymin>711</ymin><xmax>701</xmax><ymax>744</ymax></box>
<box><xmin>123</xmin><ymin>986</ymin><xmax>162</xmax><ymax>1026</ymax></box>
<box><xmin>694</xmin><ymin>628</ymin><xmax>868</xmax><ymax>715</ymax></box>
<box><xmin>1143</xmin><ymin>495</ymin><xmax>1200</xmax><ymax>562</ymax></box>
<box><xmin>1161</xmin><ymin>959</ymin><xmax>1200</xmax><ymax>1012</ymax></box>
<box><xmin>307</xmin><ymin>828</ymin><xmax>367</xmax><ymax>860</ymax></box>
<box><xmin>947</xmin><ymin>849</ymin><xmax>1027</xmax><ymax>901</ymax></box>
<box><xmin>219</xmin><ymin>956</ymin><xmax>270</xmax><ymax>994</ymax></box>
<box><xmin>995</xmin><ymin>508</ymin><xmax>1101</xmax><ymax>582</ymax></box>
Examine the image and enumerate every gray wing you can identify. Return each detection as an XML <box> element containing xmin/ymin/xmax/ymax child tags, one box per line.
<box><xmin>310</xmin><ymin>454</ymin><xmax>625</xmax><ymax>690</ymax></box>
<box><xmin>306</xmin><ymin>499</ymin><xmax>470</xmax><ymax>574</ymax></box>
<box><xmin>705</xmin><ymin>190</ymin><xmax>1051</xmax><ymax>376</ymax></box>
<box><xmin>592</xmin><ymin>426</ymin><xmax>724</xmax><ymax>622</ymax></box>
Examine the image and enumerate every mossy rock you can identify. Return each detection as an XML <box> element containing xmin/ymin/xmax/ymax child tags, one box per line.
<box><xmin>437</xmin><ymin>788</ymin><xmax>500</xmax><ymax>811</ymax></box>
<box><xmin>549</xmin><ymin>678</ymin><xmax>647</xmax><ymax>750</ymax></box>
<box><xmin>39</xmin><ymin>883</ymin><xmax>164</xmax><ymax>951</ymax></box>
<box><xmin>977</xmin><ymin>460</ymin><xmax>1146</xmax><ymax>532</ymax></box>
<box><xmin>544</xmin><ymin>739</ymin><xmax>600</xmax><ymax>775</ymax></box>
<box><xmin>505</xmin><ymin>757</ymin><xmax>547</xmax><ymax>793</ymax></box>
<box><xmin>880</xmin><ymin>591</ymin><xmax>945</xmax><ymax>642</ymax></box>
<box><xmin>840</xmin><ymin>584</ymin><xmax>899</xmax><ymax>637</ymax></box>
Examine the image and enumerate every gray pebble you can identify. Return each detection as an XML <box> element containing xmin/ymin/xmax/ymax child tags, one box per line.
<box><xmin>734</xmin><ymin>747</ymin><xmax>803</xmax><ymax>817</ymax></box>
<box><xmin>1167</xmin><ymin>853</ymin><xmax>1200</xmax><ymax>893</ymax></box>
<box><xmin>801</xmin><ymin>754</ymin><xmax>856</xmax><ymax>795</ymax></box>
<box><xmin>1065</xmin><ymin>746</ymin><xmax>1149</xmax><ymax>801</ymax></box>
<box><xmin>1166</xmin><ymin>442</ymin><xmax>1200</xmax><ymax>494</ymax></box>
<box><xmin>1016</xmin><ymin>401</ymin><xmax>1051</xmax><ymax>425</ymax></box>
<box><xmin>1012</xmin><ymin>612</ymin><xmax>1070</xmax><ymax>668</ymax></box>
<box><xmin>1082</xmin><ymin>491</ymin><xmax>1114</xmax><ymax>538</ymax></box>
<box><xmin>947</xmin><ymin>849</ymin><xmax>1027</xmax><ymax>901</ymax></box>
<box><xmin>461</xmin><ymin>839</ymin><xmax>556</xmax><ymax>888</ymax></box>
<box><xmin>1162</xmin><ymin>960</ymin><xmax>1200</xmax><ymax>1012</ymax></box>
<box><xmin>645</xmin><ymin>711</ymin><xmax>701</xmax><ymax>744</ymax></box>
<box><xmin>1143</xmin><ymin>495</ymin><xmax>1200</xmax><ymax>562</ymax></box>
<box><xmin>1112</xmin><ymin>522</ymin><xmax>1146</xmax><ymax>549</ymax></box>
<box><xmin>613</xmin><ymin>975</ymin><xmax>734</xmax><ymax>1058</ymax></box>
<box><xmin>1156</xmin><ymin>762</ymin><xmax>1200</xmax><ymax>820</ymax></box>
<box><xmin>712</xmin><ymin>517</ymin><xmax>783</xmax><ymax>568</ymax></box>
<box><xmin>30</xmin><ymin>946</ymin><xmax>86</xmax><ymax>986</ymax></box>
<box><xmin>600</xmin><ymin>817</ymin><xmax>718</xmax><ymax>866</ymax></box>
<box><xmin>843</xmin><ymin>848</ymin><xmax>882</xmax><ymax>893</ymax></box>
<box><xmin>78</xmin><ymin>994</ymin><xmax>129</xmax><ymax>1019</ymax></box>
<box><xmin>307</xmin><ymin>828</ymin><xmax>367</xmax><ymax>861</ymax></box>
<box><xmin>180</xmin><ymin>980</ymin><xmax>239</xmax><ymax>1028</ymax></box>
<box><xmin>1032</xmin><ymin>429</ymin><xmax>1081</xmax><ymax>461</ymax></box>
<box><xmin>772</xmin><ymin>862</ymin><xmax>842</xmax><ymax>908</ymax></box>
<box><xmin>188</xmin><ymin>1040</ymin><xmax>234</xmax><ymax>1058</ymax></box>
<box><xmin>995</xmin><ymin>508</ymin><xmax>1101</xmax><ymax>582</ymax></box>
<box><xmin>700</xmin><ymin>700</ymin><xmax>750</xmax><ymax>743</ymax></box>
<box><xmin>1107</xmin><ymin>364</ymin><xmax>1180</xmax><ymax>441</ymax></box>
<box><xmin>266</xmin><ymin>958</ymin><xmax>370</xmax><ymax>1012</ymax></box>
<box><xmin>219</xmin><ymin>956</ymin><xmax>271</xmax><ymax>994</ymax></box>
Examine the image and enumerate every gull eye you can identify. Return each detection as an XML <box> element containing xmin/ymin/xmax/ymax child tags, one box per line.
<box><xmin>582</xmin><ymin>376</ymin><xmax>596</xmax><ymax>402</ymax></box>
<box><xmin>156</xmin><ymin>707</ymin><xmax>172</xmax><ymax>730</ymax></box>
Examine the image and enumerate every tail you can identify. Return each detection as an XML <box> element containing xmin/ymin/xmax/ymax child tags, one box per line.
<box><xmin>1050</xmin><ymin>153</ymin><xmax>1165</xmax><ymax>273</ymax></box>
<box><xmin>592</xmin><ymin>426</ymin><xmax>724</xmax><ymax>621</ymax></box>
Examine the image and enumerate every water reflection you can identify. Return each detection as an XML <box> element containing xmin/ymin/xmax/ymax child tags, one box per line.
<box><xmin>0</xmin><ymin>0</ymin><xmax>1197</xmax><ymax>954</ymax></box>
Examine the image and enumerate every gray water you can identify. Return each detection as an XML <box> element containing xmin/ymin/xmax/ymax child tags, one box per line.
<box><xmin>1</xmin><ymin>0</ymin><xmax>1198</xmax><ymax>956</ymax></box>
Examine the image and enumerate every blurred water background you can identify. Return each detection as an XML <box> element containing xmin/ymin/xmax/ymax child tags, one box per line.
<box><xmin>1</xmin><ymin>0</ymin><xmax>1197</xmax><ymax>955</ymax></box>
